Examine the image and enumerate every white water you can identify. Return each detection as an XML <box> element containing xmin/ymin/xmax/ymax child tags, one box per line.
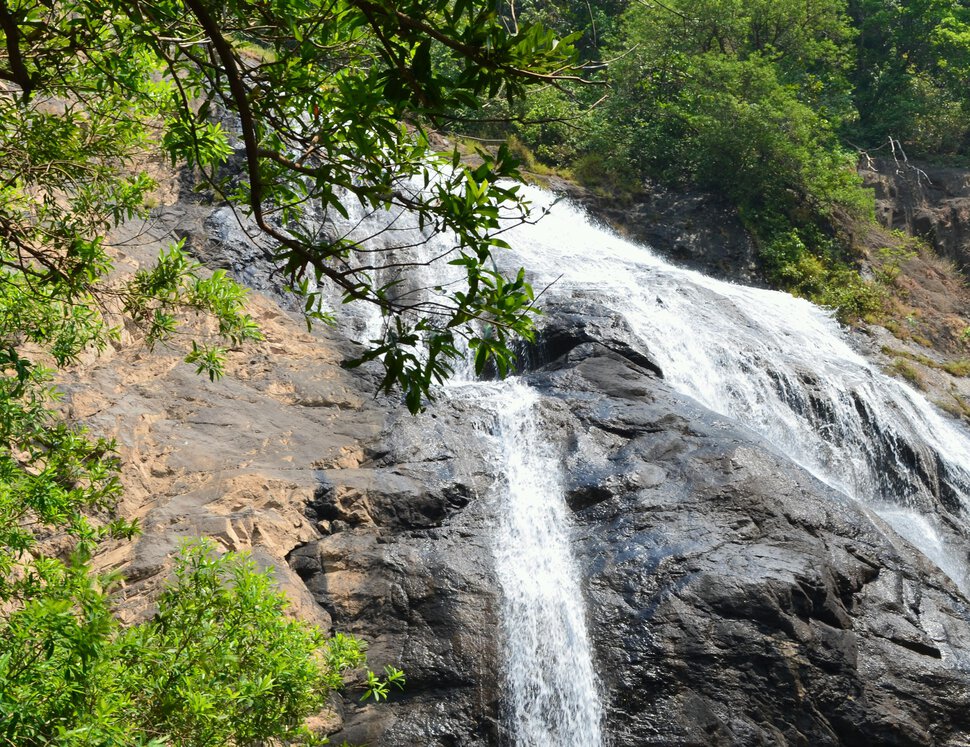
<box><xmin>496</xmin><ymin>187</ymin><xmax>970</xmax><ymax>593</ymax></box>
<box><xmin>329</xmin><ymin>188</ymin><xmax>605</xmax><ymax>743</ymax></box>
<box><xmin>486</xmin><ymin>381</ymin><xmax>603</xmax><ymax>746</ymax></box>
<box><xmin>329</xmin><ymin>180</ymin><xmax>970</xmax><ymax>742</ymax></box>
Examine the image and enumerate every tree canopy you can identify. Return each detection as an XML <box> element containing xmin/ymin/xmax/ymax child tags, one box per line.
<box><xmin>485</xmin><ymin>0</ymin><xmax>970</xmax><ymax>321</ymax></box>
<box><xmin>1</xmin><ymin>0</ymin><xmax>582</xmax><ymax>408</ymax></box>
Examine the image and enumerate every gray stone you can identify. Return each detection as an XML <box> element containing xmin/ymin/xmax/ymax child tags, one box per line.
<box><xmin>70</xmin><ymin>189</ymin><xmax>970</xmax><ymax>746</ymax></box>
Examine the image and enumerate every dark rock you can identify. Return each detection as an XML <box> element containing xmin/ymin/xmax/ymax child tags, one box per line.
<box><xmin>290</xmin><ymin>394</ymin><xmax>506</xmax><ymax>746</ymax></box>
<box><xmin>530</xmin><ymin>344</ymin><xmax>970</xmax><ymax>747</ymax></box>
<box><xmin>80</xmin><ymin>185</ymin><xmax>970</xmax><ymax>746</ymax></box>
<box><xmin>544</xmin><ymin>176</ymin><xmax>763</xmax><ymax>285</ymax></box>
<box><xmin>291</xmin><ymin>495</ymin><xmax>503</xmax><ymax>744</ymax></box>
<box><xmin>860</xmin><ymin>157</ymin><xmax>970</xmax><ymax>274</ymax></box>
<box><xmin>525</xmin><ymin>297</ymin><xmax>664</xmax><ymax>378</ymax></box>
<box><xmin>304</xmin><ymin>326</ymin><xmax>970</xmax><ymax>746</ymax></box>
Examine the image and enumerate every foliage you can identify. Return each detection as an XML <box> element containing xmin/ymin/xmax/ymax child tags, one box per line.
<box><xmin>463</xmin><ymin>1</ymin><xmax>970</xmax><ymax>325</ymax></box>
<box><xmin>572</xmin><ymin>0</ymin><xmax>876</xmax><ymax>318</ymax></box>
<box><xmin>0</xmin><ymin>320</ymin><xmax>387</xmax><ymax>744</ymax></box>
<box><xmin>759</xmin><ymin>229</ymin><xmax>884</xmax><ymax>322</ymax></box>
<box><xmin>599</xmin><ymin>0</ymin><xmax>861</xmax><ymax>197</ymax></box>
<box><xmin>889</xmin><ymin>357</ymin><xmax>925</xmax><ymax>389</ymax></box>
<box><xmin>604</xmin><ymin>50</ymin><xmax>857</xmax><ymax>208</ymax></box>
<box><xmin>0</xmin><ymin>540</ymin><xmax>401</xmax><ymax>745</ymax></box>
<box><xmin>0</xmin><ymin>361</ymin><xmax>130</xmax><ymax>606</ymax></box>
<box><xmin>848</xmin><ymin>0</ymin><xmax>970</xmax><ymax>156</ymax></box>
<box><xmin>0</xmin><ymin>0</ymin><xmax>580</xmax><ymax>413</ymax></box>
<box><xmin>873</xmin><ymin>243</ymin><xmax>919</xmax><ymax>285</ymax></box>
<box><xmin>510</xmin><ymin>88</ymin><xmax>584</xmax><ymax>167</ymax></box>
<box><xmin>478</xmin><ymin>0</ymin><xmax>970</xmax><ymax>323</ymax></box>
<box><xmin>499</xmin><ymin>0</ymin><xmax>629</xmax><ymax>61</ymax></box>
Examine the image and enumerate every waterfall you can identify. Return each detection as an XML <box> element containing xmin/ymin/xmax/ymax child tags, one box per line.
<box><xmin>485</xmin><ymin>380</ymin><xmax>603</xmax><ymax>747</ymax></box>
<box><xmin>329</xmin><ymin>187</ymin><xmax>606</xmax><ymax>743</ymax></box>
<box><xmin>328</xmin><ymin>178</ymin><xmax>970</xmax><ymax>741</ymax></box>
<box><xmin>495</xmin><ymin>186</ymin><xmax>970</xmax><ymax>594</ymax></box>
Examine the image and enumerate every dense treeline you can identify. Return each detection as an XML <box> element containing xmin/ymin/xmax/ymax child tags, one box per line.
<box><xmin>483</xmin><ymin>0</ymin><xmax>970</xmax><ymax>318</ymax></box>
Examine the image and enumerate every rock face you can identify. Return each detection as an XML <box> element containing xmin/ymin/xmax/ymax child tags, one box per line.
<box><xmin>285</xmin><ymin>309</ymin><xmax>970</xmax><ymax>746</ymax></box>
<box><xmin>861</xmin><ymin>157</ymin><xmax>970</xmax><ymax>273</ymax></box>
<box><xmin>289</xmin><ymin>401</ymin><xmax>506</xmax><ymax>745</ymax></box>
<box><xmin>61</xmin><ymin>210</ymin><xmax>385</xmax><ymax>630</ymax></box>
<box><xmin>531</xmin><ymin>340</ymin><xmax>970</xmax><ymax>746</ymax></box>
<box><xmin>544</xmin><ymin>176</ymin><xmax>763</xmax><ymax>285</ymax></box>
<box><xmin>70</xmin><ymin>195</ymin><xmax>970</xmax><ymax>745</ymax></box>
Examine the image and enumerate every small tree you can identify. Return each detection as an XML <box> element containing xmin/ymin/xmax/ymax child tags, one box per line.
<box><xmin>1</xmin><ymin>539</ymin><xmax>403</xmax><ymax>746</ymax></box>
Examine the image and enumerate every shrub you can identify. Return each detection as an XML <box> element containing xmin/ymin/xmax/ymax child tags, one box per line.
<box><xmin>0</xmin><ymin>539</ymin><xmax>400</xmax><ymax>746</ymax></box>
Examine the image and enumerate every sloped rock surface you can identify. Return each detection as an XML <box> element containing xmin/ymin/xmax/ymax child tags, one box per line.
<box><xmin>530</xmin><ymin>342</ymin><xmax>970</xmax><ymax>746</ymax></box>
<box><xmin>290</xmin><ymin>322</ymin><xmax>970</xmax><ymax>745</ymax></box>
<box><xmin>289</xmin><ymin>401</ymin><xmax>506</xmax><ymax>745</ymax></box>
<box><xmin>544</xmin><ymin>175</ymin><xmax>762</xmax><ymax>285</ymax></box>
<box><xmin>66</xmin><ymin>202</ymin><xmax>970</xmax><ymax>746</ymax></box>
<box><xmin>59</xmin><ymin>212</ymin><xmax>384</xmax><ymax>631</ymax></box>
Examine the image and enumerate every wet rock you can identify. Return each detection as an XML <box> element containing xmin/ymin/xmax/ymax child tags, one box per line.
<box><xmin>69</xmin><ymin>194</ymin><xmax>970</xmax><ymax>746</ymax></box>
<box><xmin>545</xmin><ymin>175</ymin><xmax>762</xmax><ymax>285</ymax></box>
<box><xmin>524</xmin><ymin>297</ymin><xmax>664</xmax><ymax>378</ymax></box>
<box><xmin>530</xmin><ymin>344</ymin><xmax>970</xmax><ymax>747</ymax></box>
<box><xmin>305</xmin><ymin>324</ymin><xmax>970</xmax><ymax>746</ymax></box>
<box><xmin>291</xmin><ymin>526</ymin><xmax>504</xmax><ymax>745</ymax></box>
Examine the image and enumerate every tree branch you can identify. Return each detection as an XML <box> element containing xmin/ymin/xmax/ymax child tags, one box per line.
<box><xmin>0</xmin><ymin>0</ymin><xmax>34</xmax><ymax>99</ymax></box>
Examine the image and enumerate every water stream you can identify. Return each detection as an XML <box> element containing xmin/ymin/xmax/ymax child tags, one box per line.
<box><xmin>329</xmin><ymin>180</ymin><xmax>970</xmax><ymax>742</ymax></box>
<box><xmin>485</xmin><ymin>380</ymin><xmax>603</xmax><ymax>747</ymax></box>
<box><xmin>328</xmin><ymin>187</ymin><xmax>606</xmax><ymax>744</ymax></box>
<box><xmin>497</xmin><ymin>187</ymin><xmax>970</xmax><ymax>594</ymax></box>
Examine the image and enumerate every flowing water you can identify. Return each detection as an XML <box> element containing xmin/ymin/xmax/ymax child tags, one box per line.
<box><xmin>329</xmin><ymin>181</ymin><xmax>970</xmax><ymax>743</ymax></box>
<box><xmin>485</xmin><ymin>380</ymin><xmax>603</xmax><ymax>746</ymax></box>
<box><xmin>328</xmin><ymin>188</ymin><xmax>605</xmax><ymax>744</ymax></box>
<box><xmin>496</xmin><ymin>187</ymin><xmax>970</xmax><ymax>594</ymax></box>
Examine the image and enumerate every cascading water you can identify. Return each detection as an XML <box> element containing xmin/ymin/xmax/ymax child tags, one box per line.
<box><xmin>494</xmin><ymin>187</ymin><xmax>970</xmax><ymax>594</ymax></box>
<box><xmin>328</xmin><ymin>187</ymin><xmax>606</xmax><ymax>744</ymax></box>
<box><xmin>485</xmin><ymin>380</ymin><xmax>603</xmax><ymax>746</ymax></box>
<box><xmin>326</xmin><ymin>177</ymin><xmax>970</xmax><ymax>741</ymax></box>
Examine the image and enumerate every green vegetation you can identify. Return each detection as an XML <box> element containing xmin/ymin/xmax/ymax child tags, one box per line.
<box><xmin>1</xmin><ymin>539</ymin><xmax>402</xmax><ymax>746</ymax></box>
<box><xmin>890</xmin><ymin>358</ymin><xmax>925</xmax><ymax>389</ymax></box>
<box><xmin>0</xmin><ymin>0</ymin><xmax>581</xmax><ymax>411</ymax></box>
<box><xmin>485</xmin><ymin>0</ymin><xmax>970</xmax><ymax>322</ymax></box>
<box><xmin>881</xmin><ymin>345</ymin><xmax>970</xmax><ymax>378</ymax></box>
<box><xmin>849</xmin><ymin>0</ymin><xmax>970</xmax><ymax>158</ymax></box>
<box><xmin>935</xmin><ymin>390</ymin><xmax>970</xmax><ymax>419</ymax></box>
<box><xmin>0</xmin><ymin>1</ymin><xmax>574</xmax><ymax>742</ymax></box>
<box><xmin>1</xmin><ymin>0</ymin><xmax>968</xmax><ymax>732</ymax></box>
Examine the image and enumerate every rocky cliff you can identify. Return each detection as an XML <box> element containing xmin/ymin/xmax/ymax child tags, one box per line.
<box><xmin>543</xmin><ymin>175</ymin><xmax>763</xmax><ymax>287</ymax></box>
<box><xmin>861</xmin><ymin>157</ymin><xmax>970</xmax><ymax>274</ymax></box>
<box><xmin>63</xmin><ymin>183</ymin><xmax>970</xmax><ymax>746</ymax></box>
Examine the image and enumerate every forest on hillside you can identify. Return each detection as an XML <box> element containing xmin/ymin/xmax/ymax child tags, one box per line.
<box><xmin>471</xmin><ymin>0</ymin><xmax>970</xmax><ymax>320</ymax></box>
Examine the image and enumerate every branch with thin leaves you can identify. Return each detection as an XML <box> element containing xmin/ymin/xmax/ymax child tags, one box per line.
<box><xmin>99</xmin><ymin>0</ymin><xmax>584</xmax><ymax>410</ymax></box>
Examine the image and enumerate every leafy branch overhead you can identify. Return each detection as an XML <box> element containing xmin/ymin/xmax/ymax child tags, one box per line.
<box><xmin>1</xmin><ymin>0</ymin><xmax>585</xmax><ymax>412</ymax></box>
<box><xmin>0</xmin><ymin>2</ymin><xmax>576</xmax><ymax>743</ymax></box>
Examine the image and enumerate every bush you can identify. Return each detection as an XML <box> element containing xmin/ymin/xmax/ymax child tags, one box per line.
<box><xmin>760</xmin><ymin>229</ymin><xmax>884</xmax><ymax>322</ymax></box>
<box><xmin>514</xmin><ymin>87</ymin><xmax>586</xmax><ymax>167</ymax></box>
<box><xmin>0</xmin><ymin>539</ymin><xmax>399</xmax><ymax>746</ymax></box>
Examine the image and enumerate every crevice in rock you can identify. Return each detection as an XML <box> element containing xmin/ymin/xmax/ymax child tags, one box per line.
<box><xmin>886</xmin><ymin>636</ymin><xmax>943</xmax><ymax>659</ymax></box>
